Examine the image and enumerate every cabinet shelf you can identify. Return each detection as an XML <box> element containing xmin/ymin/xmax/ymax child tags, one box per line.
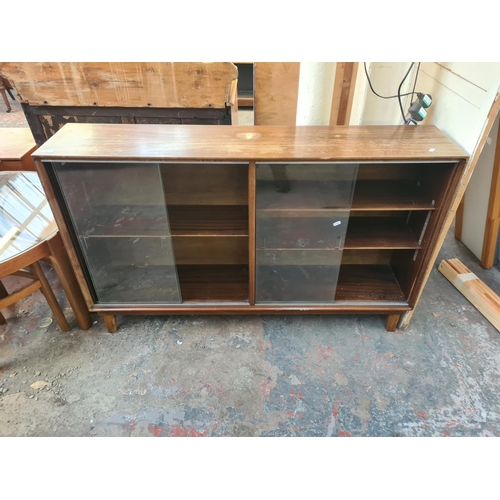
<box><xmin>335</xmin><ymin>265</ymin><xmax>406</xmax><ymax>303</ymax></box>
<box><xmin>78</xmin><ymin>205</ymin><xmax>249</xmax><ymax>238</ymax></box>
<box><xmin>177</xmin><ymin>265</ymin><xmax>248</xmax><ymax>302</ymax></box>
<box><xmin>256</xmin><ymin>264</ymin><xmax>406</xmax><ymax>304</ymax></box>
<box><xmin>344</xmin><ymin>217</ymin><xmax>421</xmax><ymax>249</ymax></box>
<box><xmin>256</xmin><ymin>217</ymin><xmax>421</xmax><ymax>252</ymax></box>
<box><xmin>257</xmin><ymin>180</ymin><xmax>436</xmax><ymax>213</ymax></box>
<box><xmin>169</xmin><ymin>205</ymin><xmax>248</xmax><ymax>236</ymax></box>
<box><xmin>352</xmin><ymin>181</ymin><xmax>436</xmax><ymax>211</ymax></box>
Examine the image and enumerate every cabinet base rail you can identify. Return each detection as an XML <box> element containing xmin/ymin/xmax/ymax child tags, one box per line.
<box><xmin>95</xmin><ymin>306</ymin><xmax>410</xmax><ymax>333</ymax></box>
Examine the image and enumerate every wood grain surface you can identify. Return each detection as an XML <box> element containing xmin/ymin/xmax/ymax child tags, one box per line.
<box><xmin>0</xmin><ymin>62</ymin><xmax>238</xmax><ymax>109</ymax></box>
<box><xmin>34</xmin><ymin>123</ymin><xmax>468</xmax><ymax>162</ymax></box>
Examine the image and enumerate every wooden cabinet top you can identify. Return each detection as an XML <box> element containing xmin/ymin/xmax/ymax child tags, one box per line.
<box><xmin>33</xmin><ymin>123</ymin><xmax>469</xmax><ymax>163</ymax></box>
<box><xmin>0</xmin><ymin>128</ymin><xmax>36</xmax><ymax>160</ymax></box>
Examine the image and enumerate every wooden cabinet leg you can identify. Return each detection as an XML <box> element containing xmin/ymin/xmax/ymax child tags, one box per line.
<box><xmin>386</xmin><ymin>314</ymin><xmax>400</xmax><ymax>332</ymax></box>
<box><xmin>102</xmin><ymin>314</ymin><xmax>117</xmax><ymax>333</ymax></box>
<box><xmin>30</xmin><ymin>262</ymin><xmax>70</xmax><ymax>332</ymax></box>
<box><xmin>47</xmin><ymin>234</ymin><xmax>92</xmax><ymax>330</ymax></box>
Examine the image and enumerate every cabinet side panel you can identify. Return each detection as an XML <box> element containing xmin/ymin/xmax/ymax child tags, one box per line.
<box><xmin>35</xmin><ymin>160</ymin><xmax>95</xmax><ymax>308</ymax></box>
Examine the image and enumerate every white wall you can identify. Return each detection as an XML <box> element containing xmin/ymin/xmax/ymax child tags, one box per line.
<box><xmin>296</xmin><ymin>62</ymin><xmax>337</xmax><ymax>125</ymax></box>
<box><xmin>462</xmin><ymin>112</ymin><xmax>499</xmax><ymax>259</ymax></box>
<box><xmin>359</xmin><ymin>62</ymin><xmax>500</xmax><ymax>261</ymax></box>
<box><xmin>360</xmin><ymin>62</ymin><xmax>418</xmax><ymax>125</ymax></box>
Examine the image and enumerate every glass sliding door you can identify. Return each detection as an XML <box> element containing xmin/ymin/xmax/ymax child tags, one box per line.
<box><xmin>255</xmin><ymin>163</ymin><xmax>358</xmax><ymax>303</ymax></box>
<box><xmin>50</xmin><ymin>162</ymin><xmax>181</xmax><ymax>304</ymax></box>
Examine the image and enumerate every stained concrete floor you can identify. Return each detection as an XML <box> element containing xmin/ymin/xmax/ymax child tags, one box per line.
<box><xmin>1</xmin><ymin>96</ymin><xmax>500</xmax><ymax>437</ymax></box>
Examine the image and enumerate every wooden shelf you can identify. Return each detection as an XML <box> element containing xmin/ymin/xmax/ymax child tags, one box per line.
<box><xmin>256</xmin><ymin>217</ymin><xmax>420</xmax><ymax>251</ymax></box>
<box><xmin>80</xmin><ymin>205</ymin><xmax>248</xmax><ymax>238</ymax></box>
<box><xmin>352</xmin><ymin>181</ymin><xmax>435</xmax><ymax>211</ymax></box>
<box><xmin>257</xmin><ymin>180</ymin><xmax>436</xmax><ymax>213</ymax></box>
<box><xmin>169</xmin><ymin>205</ymin><xmax>248</xmax><ymax>236</ymax></box>
<box><xmin>345</xmin><ymin>217</ymin><xmax>421</xmax><ymax>249</ymax></box>
<box><xmin>256</xmin><ymin>264</ymin><xmax>406</xmax><ymax>303</ymax></box>
<box><xmin>177</xmin><ymin>265</ymin><xmax>249</xmax><ymax>302</ymax></box>
<box><xmin>336</xmin><ymin>265</ymin><xmax>406</xmax><ymax>302</ymax></box>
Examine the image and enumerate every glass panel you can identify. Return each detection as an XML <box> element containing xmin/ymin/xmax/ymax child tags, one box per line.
<box><xmin>51</xmin><ymin>162</ymin><xmax>181</xmax><ymax>304</ymax></box>
<box><xmin>0</xmin><ymin>172</ymin><xmax>57</xmax><ymax>264</ymax></box>
<box><xmin>255</xmin><ymin>163</ymin><xmax>358</xmax><ymax>304</ymax></box>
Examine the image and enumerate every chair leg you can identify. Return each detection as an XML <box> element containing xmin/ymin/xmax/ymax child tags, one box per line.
<box><xmin>30</xmin><ymin>262</ymin><xmax>70</xmax><ymax>332</ymax></box>
<box><xmin>0</xmin><ymin>280</ymin><xmax>8</xmax><ymax>324</ymax></box>
<box><xmin>47</xmin><ymin>234</ymin><xmax>92</xmax><ymax>330</ymax></box>
<box><xmin>0</xmin><ymin>84</ymin><xmax>11</xmax><ymax>113</ymax></box>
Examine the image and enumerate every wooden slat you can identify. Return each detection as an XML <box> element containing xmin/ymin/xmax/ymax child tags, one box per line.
<box><xmin>0</xmin><ymin>280</ymin><xmax>41</xmax><ymax>309</ymax></box>
<box><xmin>481</xmin><ymin>116</ymin><xmax>500</xmax><ymax>268</ymax></box>
<box><xmin>438</xmin><ymin>258</ymin><xmax>500</xmax><ymax>331</ymax></box>
<box><xmin>34</xmin><ymin>123</ymin><xmax>468</xmax><ymax>163</ymax></box>
<box><xmin>92</xmin><ymin>303</ymin><xmax>410</xmax><ymax>315</ymax></box>
<box><xmin>254</xmin><ymin>63</ymin><xmax>300</xmax><ymax>126</ymax></box>
<box><xmin>454</xmin><ymin>198</ymin><xmax>465</xmax><ymax>240</ymax></box>
<box><xmin>330</xmin><ymin>63</ymin><xmax>359</xmax><ymax>126</ymax></box>
<box><xmin>0</xmin><ymin>62</ymin><xmax>238</xmax><ymax>109</ymax></box>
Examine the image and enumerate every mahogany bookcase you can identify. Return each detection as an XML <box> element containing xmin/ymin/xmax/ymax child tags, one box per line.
<box><xmin>32</xmin><ymin>123</ymin><xmax>469</xmax><ymax>332</ymax></box>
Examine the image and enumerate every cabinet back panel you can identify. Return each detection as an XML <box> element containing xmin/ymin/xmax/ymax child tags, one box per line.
<box><xmin>341</xmin><ymin>249</ymin><xmax>392</xmax><ymax>265</ymax></box>
<box><xmin>172</xmin><ymin>236</ymin><xmax>248</xmax><ymax>265</ymax></box>
<box><xmin>161</xmin><ymin>163</ymin><xmax>248</xmax><ymax>205</ymax></box>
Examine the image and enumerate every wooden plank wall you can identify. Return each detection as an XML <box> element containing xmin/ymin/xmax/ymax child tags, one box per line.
<box><xmin>254</xmin><ymin>63</ymin><xmax>300</xmax><ymax>125</ymax></box>
<box><xmin>0</xmin><ymin>62</ymin><xmax>238</xmax><ymax>109</ymax></box>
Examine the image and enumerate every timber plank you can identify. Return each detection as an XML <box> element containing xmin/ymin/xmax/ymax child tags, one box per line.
<box><xmin>438</xmin><ymin>258</ymin><xmax>500</xmax><ymax>331</ymax></box>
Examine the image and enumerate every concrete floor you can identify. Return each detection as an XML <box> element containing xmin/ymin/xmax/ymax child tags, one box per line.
<box><xmin>1</xmin><ymin>96</ymin><xmax>500</xmax><ymax>437</ymax></box>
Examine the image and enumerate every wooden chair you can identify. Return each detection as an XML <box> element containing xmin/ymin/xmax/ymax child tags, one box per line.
<box><xmin>0</xmin><ymin>242</ymin><xmax>69</xmax><ymax>331</ymax></box>
<box><xmin>0</xmin><ymin>169</ymin><xmax>92</xmax><ymax>331</ymax></box>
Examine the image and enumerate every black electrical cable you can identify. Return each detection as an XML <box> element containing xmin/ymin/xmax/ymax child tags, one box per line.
<box><xmin>398</xmin><ymin>63</ymin><xmax>415</xmax><ymax>123</ymax></box>
<box><xmin>364</xmin><ymin>62</ymin><xmax>418</xmax><ymax>100</ymax></box>
<box><xmin>411</xmin><ymin>62</ymin><xmax>421</xmax><ymax>101</ymax></box>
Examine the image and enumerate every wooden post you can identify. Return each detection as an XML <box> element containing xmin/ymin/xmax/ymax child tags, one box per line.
<box><xmin>481</xmin><ymin>116</ymin><xmax>500</xmax><ymax>268</ymax></box>
<box><xmin>330</xmin><ymin>63</ymin><xmax>359</xmax><ymax>126</ymax></box>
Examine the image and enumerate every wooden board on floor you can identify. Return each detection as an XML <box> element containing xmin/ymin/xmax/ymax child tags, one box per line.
<box><xmin>438</xmin><ymin>258</ymin><xmax>500</xmax><ymax>331</ymax></box>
